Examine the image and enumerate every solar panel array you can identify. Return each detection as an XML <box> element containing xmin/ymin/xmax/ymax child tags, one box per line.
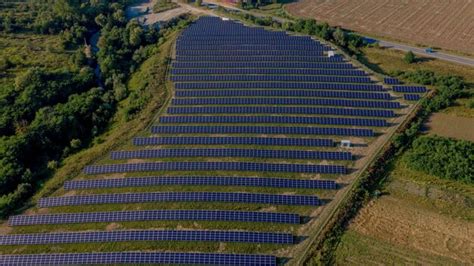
<box><xmin>39</xmin><ymin>192</ymin><xmax>321</xmax><ymax>207</ymax></box>
<box><xmin>175</xmin><ymin>82</ymin><xmax>385</xmax><ymax>91</ymax></box>
<box><xmin>173</xmin><ymin>75</ymin><xmax>371</xmax><ymax>83</ymax></box>
<box><xmin>384</xmin><ymin>78</ymin><xmax>400</xmax><ymax>84</ymax></box>
<box><xmin>172</xmin><ymin>68</ymin><xmax>366</xmax><ymax>76</ymax></box>
<box><xmin>0</xmin><ymin>252</ymin><xmax>277</xmax><ymax>266</ymax></box>
<box><xmin>64</xmin><ymin>176</ymin><xmax>337</xmax><ymax>190</ymax></box>
<box><xmin>151</xmin><ymin>126</ymin><xmax>374</xmax><ymax>137</ymax></box>
<box><xmin>404</xmin><ymin>94</ymin><xmax>421</xmax><ymax>101</ymax></box>
<box><xmin>133</xmin><ymin>136</ymin><xmax>335</xmax><ymax>146</ymax></box>
<box><xmin>393</xmin><ymin>85</ymin><xmax>427</xmax><ymax>93</ymax></box>
<box><xmin>9</xmin><ymin>210</ymin><xmax>300</xmax><ymax>226</ymax></box>
<box><xmin>175</xmin><ymin>89</ymin><xmax>392</xmax><ymax>100</ymax></box>
<box><xmin>4</xmin><ymin>16</ymin><xmax>408</xmax><ymax>263</ymax></box>
<box><xmin>171</xmin><ymin>98</ymin><xmax>400</xmax><ymax>109</ymax></box>
<box><xmin>83</xmin><ymin>162</ymin><xmax>347</xmax><ymax>175</ymax></box>
<box><xmin>167</xmin><ymin>106</ymin><xmax>395</xmax><ymax>117</ymax></box>
<box><xmin>0</xmin><ymin>230</ymin><xmax>294</xmax><ymax>245</ymax></box>
<box><xmin>110</xmin><ymin>148</ymin><xmax>353</xmax><ymax>160</ymax></box>
<box><xmin>175</xmin><ymin>56</ymin><xmax>344</xmax><ymax>62</ymax></box>
<box><xmin>159</xmin><ymin>116</ymin><xmax>388</xmax><ymax>127</ymax></box>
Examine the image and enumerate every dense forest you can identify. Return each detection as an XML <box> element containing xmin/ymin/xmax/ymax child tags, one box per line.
<box><xmin>404</xmin><ymin>136</ymin><xmax>473</xmax><ymax>183</ymax></box>
<box><xmin>0</xmin><ymin>0</ymin><xmax>187</xmax><ymax>217</ymax></box>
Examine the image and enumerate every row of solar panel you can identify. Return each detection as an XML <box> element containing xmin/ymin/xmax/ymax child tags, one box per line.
<box><xmin>175</xmin><ymin>89</ymin><xmax>392</xmax><ymax>100</ymax></box>
<box><xmin>171</xmin><ymin>68</ymin><xmax>366</xmax><ymax>76</ymax></box>
<box><xmin>83</xmin><ymin>162</ymin><xmax>347</xmax><ymax>175</ymax></box>
<box><xmin>174</xmin><ymin>82</ymin><xmax>384</xmax><ymax>91</ymax></box>
<box><xmin>110</xmin><ymin>149</ymin><xmax>353</xmax><ymax>161</ymax></box>
<box><xmin>167</xmin><ymin>106</ymin><xmax>395</xmax><ymax>118</ymax></box>
<box><xmin>172</xmin><ymin>62</ymin><xmax>355</xmax><ymax>69</ymax></box>
<box><xmin>172</xmin><ymin>76</ymin><xmax>373</xmax><ymax>84</ymax></box>
<box><xmin>404</xmin><ymin>94</ymin><xmax>421</xmax><ymax>101</ymax></box>
<box><xmin>176</xmin><ymin>45</ymin><xmax>330</xmax><ymax>51</ymax></box>
<box><xmin>178</xmin><ymin>34</ymin><xmax>312</xmax><ymax>40</ymax></box>
<box><xmin>171</xmin><ymin>98</ymin><xmax>400</xmax><ymax>109</ymax></box>
<box><xmin>151</xmin><ymin>125</ymin><xmax>374</xmax><ymax>137</ymax></box>
<box><xmin>64</xmin><ymin>176</ymin><xmax>337</xmax><ymax>190</ymax></box>
<box><xmin>0</xmin><ymin>252</ymin><xmax>277</xmax><ymax>266</ymax></box>
<box><xmin>39</xmin><ymin>192</ymin><xmax>322</xmax><ymax>207</ymax></box>
<box><xmin>393</xmin><ymin>86</ymin><xmax>427</xmax><ymax>93</ymax></box>
<box><xmin>384</xmin><ymin>78</ymin><xmax>400</xmax><ymax>85</ymax></box>
<box><xmin>174</xmin><ymin>56</ymin><xmax>343</xmax><ymax>63</ymax></box>
<box><xmin>0</xmin><ymin>230</ymin><xmax>294</xmax><ymax>246</ymax></box>
<box><xmin>176</xmin><ymin>50</ymin><xmax>324</xmax><ymax>56</ymax></box>
<box><xmin>159</xmin><ymin>116</ymin><xmax>388</xmax><ymax>127</ymax></box>
<box><xmin>177</xmin><ymin>40</ymin><xmax>317</xmax><ymax>46</ymax></box>
<box><xmin>133</xmin><ymin>136</ymin><xmax>335</xmax><ymax>146</ymax></box>
<box><xmin>9</xmin><ymin>210</ymin><xmax>300</xmax><ymax>226</ymax></box>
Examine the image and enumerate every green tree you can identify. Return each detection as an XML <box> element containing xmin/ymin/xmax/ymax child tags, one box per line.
<box><xmin>404</xmin><ymin>51</ymin><xmax>416</xmax><ymax>64</ymax></box>
<box><xmin>333</xmin><ymin>27</ymin><xmax>347</xmax><ymax>47</ymax></box>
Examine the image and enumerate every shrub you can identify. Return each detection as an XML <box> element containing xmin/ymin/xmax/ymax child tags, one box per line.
<box><xmin>404</xmin><ymin>51</ymin><xmax>416</xmax><ymax>64</ymax></box>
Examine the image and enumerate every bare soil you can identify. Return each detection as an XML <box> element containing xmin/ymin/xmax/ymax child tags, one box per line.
<box><xmin>424</xmin><ymin>113</ymin><xmax>474</xmax><ymax>142</ymax></box>
<box><xmin>286</xmin><ymin>0</ymin><xmax>474</xmax><ymax>55</ymax></box>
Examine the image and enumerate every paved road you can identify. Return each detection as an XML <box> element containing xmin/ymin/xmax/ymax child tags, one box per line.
<box><xmin>378</xmin><ymin>40</ymin><xmax>474</xmax><ymax>67</ymax></box>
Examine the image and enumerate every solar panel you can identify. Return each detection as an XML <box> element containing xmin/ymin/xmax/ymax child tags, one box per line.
<box><xmin>393</xmin><ymin>85</ymin><xmax>427</xmax><ymax>93</ymax></box>
<box><xmin>151</xmin><ymin>125</ymin><xmax>374</xmax><ymax>137</ymax></box>
<box><xmin>0</xmin><ymin>230</ymin><xmax>294</xmax><ymax>245</ymax></box>
<box><xmin>167</xmin><ymin>106</ymin><xmax>395</xmax><ymax>118</ymax></box>
<box><xmin>171</xmin><ymin>98</ymin><xmax>401</xmax><ymax>109</ymax></box>
<box><xmin>174</xmin><ymin>82</ymin><xmax>385</xmax><ymax>91</ymax></box>
<box><xmin>132</xmin><ymin>136</ymin><xmax>335</xmax><ymax>146</ymax></box>
<box><xmin>9</xmin><ymin>210</ymin><xmax>301</xmax><ymax>226</ymax></box>
<box><xmin>172</xmin><ymin>75</ymin><xmax>372</xmax><ymax>83</ymax></box>
<box><xmin>110</xmin><ymin>148</ymin><xmax>353</xmax><ymax>161</ymax></box>
<box><xmin>384</xmin><ymin>78</ymin><xmax>400</xmax><ymax>85</ymax></box>
<box><xmin>0</xmin><ymin>252</ymin><xmax>277</xmax><ymax>266</ymax></box>
<box><xmin>159</xmin><ymin>116</ymin><xmax>388</xmax><ymax>127</ymax></box>
<box><xmin>174</xmin><ymin>56</ymin><xmax>343</xmax><ymax>63</ymax></box>
<box><xmin>175</xmin><ymin>89</ymin><xmax>392</xmax><ymax>100</ymax></box>
<box><xmin>171</xmin><ymin>68</ymin><xmax>366</xmax><ymax>76</ymax></box>
<box><xmin>172</xmin><ymin>62</ymin><xmax>354</xmax><ymax>69</ymax></box>
<box><xmin>403</xmin><ymin>94</ymin><xmax>421</xmax><ymax>101</ymax></box>
<box><xmin>39</xmin><ymin>192</ymin><xmax>322</xmax><ymax>207</ymax></box>
<box><xmin>64</xmin><ymin>176</ymin><xmax>337</xmax><ymax>190</ymax></box>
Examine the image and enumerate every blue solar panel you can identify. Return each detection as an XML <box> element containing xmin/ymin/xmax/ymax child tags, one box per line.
<box><xmin>9</xmin><ymin>210</ymin><xmax>300</xmax><ymax>226</ymax></box>
<box><xmin>82</xmin><ymin>162</ymin><xmax>347</xmax><ymax>175</ymax></box>
<box><xmin>133</xmin><ymin>136</ymin><xmax>335</xmax><ymax>146</ymax></box>
<box><xmin>171</xmin><ymin>98</ymin><xmax>400</xmax><ymax>109</ymax></box>
<box><xmin>174</xmin><ymin>82</ymin><xmax>385</xmax><ymax>91</ymax></box>
<box><xmin>172</xmin><ymin>62</ymin><xmax>354</xmax><ymax>69</ymax></box>
<box><xmin>0</xmin><ymin>252</ymin><xmax>277</xmax><ymax>266</ymax></box>
<box><xmin>167</xmin><ymin>106</ymin><xmax>395</xmax><ymax>118</ymax></box>
<box><xmin>172</xmin><ymin>75</ymin><xmax>371</xmax><ymax>83</ymax></box>
<box><xmin>0</xmin><ymin>230</ymin><xmax>294</xmax><ymax>245</ymax></box>
<box><xmin>393</xmin><ymin>85</ymin><xmax>427</xmax><ymax>93</ymax></box>
<box><xmin>403</xmin><ymin>94</ymin><xmax>421</xmax><ymax>101</ymax></box>
<box><xmin>171</xmin><ymin>68</ymin><xmax>366</xmax><ymax>76</ymax></box>
<box><xmin>64</xmin><ymin>176</ymin><xmax>337</xmax><ymax>190</ymax></box>
<box><xmin>110</xmin><ymin>148</ymin><xmax>353</xmax><ymax>161</ymax></box>
<box><xmin>384</xmin><ymin>78</ymin><xmax>400</xmax><ymax>84</ymax></box>
<box><xmin>174</xmin><ymin>56</ymin><xmax>343</xmax><ymax>63</ymax></box>
<box><xmin>39</xmin><ymin>192</ymin><xmax>322</xmax><ymax>207</ymax></box>
<box><xmin>176</xmin><ymin>50</ymin><xmax>324</xmax><ymax>57</ymax></box>
<box><xmin>175</xmin><ymin>90</ymin><xmax>392</xmax><ymax>100</ymax></box>
<box><xmin>151</xmin><ymin>125</ymin><xmax>374</xmax><ymax>137</ymax></box>
<box><xmin>159</xmin><ymin>116</ymin><xmax>388</xmax><ymax>127</ymax></box>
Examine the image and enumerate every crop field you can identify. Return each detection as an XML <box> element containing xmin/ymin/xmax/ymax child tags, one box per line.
<box><xmin>335</xmin><ymin>158</ymin><xmax>474</xmax><ymax>264</ymax></box>
<box><xmin>285</xmin><ymin>0</ymin><xmax>474</xmax><ymax>55</ymax></box>
<box><xmin>0</xmin><ymin>17</ymin><xmax>425</xmax><ymax>265</ymax></box>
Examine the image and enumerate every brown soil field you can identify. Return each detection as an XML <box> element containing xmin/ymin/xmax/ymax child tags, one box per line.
<box><xmin>424</xmin><ymin>113</ymin><xmax>474</xmax><ymax>142</ymax></box>
<box><xmin>286</xmin><ymin>0</ymin><xmax>474</xmax><ymax>55</ymax></box>
<box><xmin>335</xmin><ymin>159</ymin><xmax>474</xmax><ymax>265</ymax></box>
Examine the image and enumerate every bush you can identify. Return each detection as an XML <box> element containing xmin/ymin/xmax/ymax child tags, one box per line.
<box><xmin>404</xmin><ymin>51</ymin><xmax>416</xmax><ymax>64</ymax></box>
<box><xmin>404</xmin><ymin>136</ymin><xmax>474</xmax><ymax>183</ymax></box>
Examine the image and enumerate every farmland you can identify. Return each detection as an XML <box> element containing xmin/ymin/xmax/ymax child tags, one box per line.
<box><xmin>286</xmin><ymin>0</ymin><xmax>474</xmax><ymax>55</ymax></box>
<box><xmin>0</xmin><ymin>15</ymin><xmax>427</xmax><ymax>265</ymax></box>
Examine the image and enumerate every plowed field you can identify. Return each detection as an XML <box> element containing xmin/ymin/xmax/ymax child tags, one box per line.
<box><xmin>286</xmin><ymin>0</ymin><xmax>474</xmax><ymax>55</ymax></box>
